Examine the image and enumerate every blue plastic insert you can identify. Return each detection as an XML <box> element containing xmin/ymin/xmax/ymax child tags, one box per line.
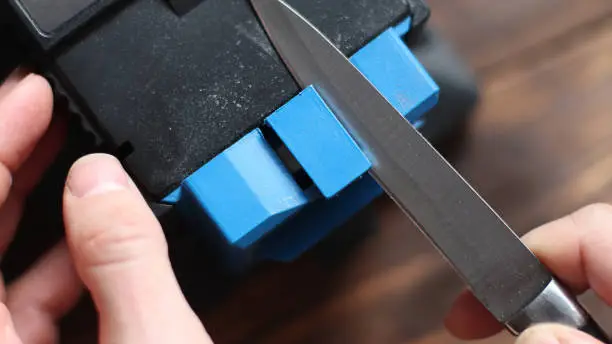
<box><xmin>164</xmin><ymin>15</ymin><xmax>440</xmax><ymax>267</ymax></box>
<box><xmin>350</xmin><ymin>24</ymin><xmax>439</xmax><ymax>122</ymax></box>
<box><xmin>178</xmin><ymin>129</ymin><xmax>309</xmax><ymax>248</ymax></box>
<box><xmin>265</xmin><ymin>86</ymin><xmax>371</xmax><ymax>198</ymax></box>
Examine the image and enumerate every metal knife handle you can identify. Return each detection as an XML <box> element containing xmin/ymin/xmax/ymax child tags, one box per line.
<box><xmin>506</xmin><ymin>279</ymin><xmax>610</xmax><ymax>343</ymax></box>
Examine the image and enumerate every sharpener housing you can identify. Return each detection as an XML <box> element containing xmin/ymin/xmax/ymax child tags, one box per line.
<box><xmin>0</xmin><ymin>0</ymin><xmax>479</xmax><ymax>271</ymax></box>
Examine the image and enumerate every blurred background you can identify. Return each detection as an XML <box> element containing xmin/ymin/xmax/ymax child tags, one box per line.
<box><xmin>187</xmin><ymin>1</ymin><xmax>612</xmax><ymax>343</ymax></box>
<box><xmin>4</xmin><ymin>0</ymin><xmax>612</xmax><ymax>343</ymax></box>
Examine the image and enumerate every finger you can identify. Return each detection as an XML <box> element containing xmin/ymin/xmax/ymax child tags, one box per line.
<box><xmin>12</xmin><ymin>114</ymin><xmax>67</xmax><ymax>196</ymax></box>
<box><xmin>0</xmin><ymin>304</ymin><xmax>24</xmax><ymax>344</ymax></box>
<box><xmin>0</xmin><ymin>195</ymin><xmax>22</xmax><ymax>259</ymax></box>
<box><xmin>444</xmin><ymin>290</ymin><xmax>504</xmax><ymax>339</ymax></box>
<box><xmin>516</xmin><ymin>323</ymin><xmax>602</xmax><ymax>344</ymax></box>
<box><xmin>0</xmin><ymin>73</ymin><xmax>53</xmax><ymax>206</ymax></box>
<box><xmin>6</xmin><ymin>242</ymin><xmax>81</xmax><ymax>344</ymax></box>
<box><xmin>0</xmin><ymin>117</ymin><xmax>67</xmax><ymax>256</ymax></box>
<box><xmin>0</xmin><ymin>68</ymin><xmax>28</xmax><ymax>101</ymax></box>
<box><xmin>523</xmin><ymin>203</ymin><xmax>612</xmax><ymax>298</ymax></box>
<box><xmin>63</xmin><ymin>154</ymin><xmax>212</xmax><ymax>344</ymax></box>
<box><xmin>445</xmin><ymin>203</ymin><xmax>612</xmax><ymax>339</ymax></box>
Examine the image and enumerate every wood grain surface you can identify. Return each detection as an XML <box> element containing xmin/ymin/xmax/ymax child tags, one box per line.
<box><xmin>200</xmin><ymin>1</ymin><xmax>612</xmax><ymax>343</ymax></box>
<box><xmin>53</xmin><ymin>1</ymin><xmax>612</xmax><ymax>343</ymax></box>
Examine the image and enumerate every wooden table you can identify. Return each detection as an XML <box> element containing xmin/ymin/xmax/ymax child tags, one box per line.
<box><xmin>36</xmin><ymin>1</ymin><xmax>612</xmax><ymax>342</ymax></box>
<box><xmin>196</xmin><ymin>1</ymin><xmax>612</xmax><ymax>343</ymax></box>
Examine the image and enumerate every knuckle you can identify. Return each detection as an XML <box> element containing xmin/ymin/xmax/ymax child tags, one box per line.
<box><xmin>572</xmin><ymin>203</ymin><xmax>612</xmax><ymax>229</ymax></box>
<box><xmin>78</xmin><ymin>221</ymin><xmax>157</xmax><ymax>268</ymax></box>
<box><xmin>70</xmin><ymin>193</ymin><xmax>167</xmax><ymax>269</ymax></box>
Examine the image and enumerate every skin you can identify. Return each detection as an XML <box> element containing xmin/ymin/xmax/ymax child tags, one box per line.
<box><xmin>445</xmin><ymin>202</ymin><xmax>612</xmax><ymax>344</ymax></box>
<box><xmin>0</xmin><ymin>70</ymin><xmax>608</xmax><ymax>343</ymax></box>
<box><xmin>0</xmin><ymin>71</ymin><xmax>213</xmax><ymax>343</ymax></box>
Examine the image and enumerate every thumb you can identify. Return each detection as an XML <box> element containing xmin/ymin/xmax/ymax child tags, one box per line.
<box><xmin>517</xmin><ymin>324</ymin><xmax>603</xmax><ymax>344</ymax></box>
<box><xmin>63</xmin><ymin>154</ymin><xmax>213</xmax><ymax>344</ymax></box>
<box><xmin>0</xmin><ymin>304</ymin><xmax>24</xmax><ymax>344</ymax></box>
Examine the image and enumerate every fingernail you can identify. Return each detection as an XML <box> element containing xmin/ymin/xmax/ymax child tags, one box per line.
<box><xmin>67</xmin><ymin>154</ymin><xmax>129</xmax><ymax>198</ymax></box>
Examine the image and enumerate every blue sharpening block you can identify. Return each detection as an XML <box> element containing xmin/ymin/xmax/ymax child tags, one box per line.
<box><xmin>175</xmin><ymin>129</ymin><xmax>309</xmax><ymax>249</ymax></box>
<box><xmin>164</xmin><ymin>16</ymin><xmax>440</xmax><ymax>267</ymax></box>
<box><xmin>265</xmin><ymin>86</ymin><xmax>372</xmax><ymax>198</ymax></box>
<box><xmin>350</xmin><ymin>24</ymin><xmax>439</xmax><ymax>122</ymax></box>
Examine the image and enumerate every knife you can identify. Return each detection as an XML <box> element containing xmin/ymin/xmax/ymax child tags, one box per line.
<box><xmin>250</xmin><ymin>0</ymin><xmax>610</xmax><ymax>340</ymax></box>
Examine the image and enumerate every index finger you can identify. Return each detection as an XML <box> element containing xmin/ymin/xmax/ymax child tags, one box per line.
<box><xmin>0</xmin><ymin>72</ymin><xmax>53</xmax><ymax>205</ymax></box>
<box><xmin>444</xmin><ymin>203</ymin><xmax>612</xmax><ymax>339</ymax></box>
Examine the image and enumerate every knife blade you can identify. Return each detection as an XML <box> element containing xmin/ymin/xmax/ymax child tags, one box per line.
<box><xmin>250</xmin><ymin>0</ymin><xmax>609</xmax><ymax>340</ymax></box>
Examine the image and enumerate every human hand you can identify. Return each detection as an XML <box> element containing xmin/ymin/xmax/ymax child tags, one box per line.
<box><xmin>445</xmin><ymin>203</ymin><xmax>612</xmax><ymax>344</ymax></box>
<box><xmin>0</xmin><ymin>70</ymin><xmax>215</xmax><ymax>343</ymax></box>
